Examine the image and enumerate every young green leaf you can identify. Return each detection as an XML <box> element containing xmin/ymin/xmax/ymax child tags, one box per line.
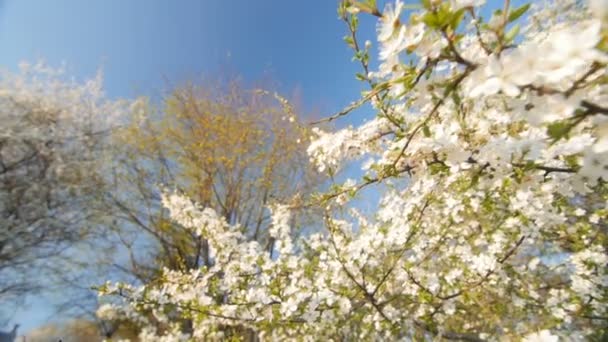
<box><xmin>508</xmin><ymin>3</ymin><xmax>531</xmax><ymax>23</ymax></box>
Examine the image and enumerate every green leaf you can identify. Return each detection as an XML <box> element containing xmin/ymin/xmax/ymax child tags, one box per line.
<box><xmin>504</xmin><ymin>24</ymin><xmax>520</xmax><ymax>42</ymax></box>
<box><xmin>338</xmin><ymin>1</ymin><xmax>349</xmax><ymax>19</ymax></box>
<box><xmin>422</xmin><ymin>12</ymin><xmax>440</xmax><ymax>28</ymax></box>
<box><xmin>508</xmin><ymin>3</ymin><xmax>530</xmax><ymax>23</ymax></box>
<box><xmin>350</xmin><ymin>13</ymin><xmax>359</xmax><ymax>30</ymax></box>
<box><xmin>565</xmin><ymin>155</ymin><xmax>579</xmax><ymax>170</ymax></box>
<box><xmin>449</xmin><ymin>8</ymin><xmax>466</xmax><ymax>30</ymax></box>
<box><xmin>451</xmin><ymin>92</ymin><xmax>461</xmax><ymax>106</ymax></box>
<box><xmin>547</xmin><ymin>121</ymin><xmax>570</xmax><ymax>141</ymax></box>
<box><xmin>471</xmin><ymin>173</ymin><xmax>480</xmax><ymax>187</ymax></box>
<box><xmin>422</xmin><ymin>124</ymin><xmax>431</xmax><ymax>137</ymax></box>
<box><xmin>350</xmin><ymin>2</ymin><xmax>373</xmax><ymax>14</ymax></box>
<box><xmin>422</xmin><ymin>4</ymin><xmax>451</xmax><ymax>28</ymax></box>
<box><xmin>436</xmin><ymin>4</ymin><xmax>452</xmax><ymax>26</ymax></box>
<box><xmin>344</xmin><ymin>35</ymin><xmax>355</xmax><ymax>48</ymax></box>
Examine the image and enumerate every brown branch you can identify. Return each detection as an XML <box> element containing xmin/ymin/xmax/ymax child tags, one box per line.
<box><xmin>392</xmin><ymin>68</ymin><xmax>473</xmax><ymax>169</ymax></box>
<box><xmin>309</xmin><ymin>85</ymin><xmax>386</xmax><ymax>125</ymax></box>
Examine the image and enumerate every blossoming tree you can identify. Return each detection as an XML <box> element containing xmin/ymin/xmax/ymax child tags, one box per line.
<box><xmin>99</xmin><ymin>0</ymin><xmax>608</xmax><ymax>340</ymax></box>
<box><xmin>0</xmin><ymin>62</ymin><xmax>130</xmax><ymax>312</ymax></box>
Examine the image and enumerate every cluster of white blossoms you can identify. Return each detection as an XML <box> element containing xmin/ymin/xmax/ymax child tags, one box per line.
<box><xmin>0</xmin><ymin>61</ymin><xmax>132</xmax><ymax>187</ymax></box>
<box><xmin>99</xmin><ymin>0</ymin><xmax>607</xmax><ymax>340</ymax></box>
<box><xmin>0</xmin><ymin>62</ymin><xmax>127</xmax><ymax>135</ymax></box>
<box><xmin>0</xmin><ymin>62</ymin><xmax>133</xmax><ymax>270</ymax></box>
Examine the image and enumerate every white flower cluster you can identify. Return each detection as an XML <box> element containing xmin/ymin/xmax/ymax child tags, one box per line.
<box><xmin>100</xmin><ymin>0</ymin><xmax>608</xmax><ymax>340</ymax></box>
<box><xmin>0</xmin><ymin>61</ymin><xmax>137</xmax><ymax>294</ymax></box>
<box><xmin>268</xmin><ymin>203</ymin><xmax>294</xmax><ymax>257</ymax></box>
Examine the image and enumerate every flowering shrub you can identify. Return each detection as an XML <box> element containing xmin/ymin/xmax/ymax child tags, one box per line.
<box><xmin>99</xmin><ymin>0</ymin><xmax>608</xmax><ymax>340</ymax></box>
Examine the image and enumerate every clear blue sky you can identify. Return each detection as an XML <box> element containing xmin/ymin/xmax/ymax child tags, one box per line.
<box><xmin>0</xmin><ymin>0</ymin><xmax>522</xmax><ymax>334</ymax></box>
<box><xmin>0</xmin><ymin>0</ymin><xmax>376</xmax><ymax>108</ymax></box>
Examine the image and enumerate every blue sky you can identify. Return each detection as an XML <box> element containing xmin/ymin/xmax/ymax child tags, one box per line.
<box><xmin>0</xmin><ymin>0</ymin><xmax>375</xmax><ymax>109</ymax></box>
<box><xmin>0</xmin><ymin>0</ymin><xmax>523</xmax><ymax>334</ymax></box>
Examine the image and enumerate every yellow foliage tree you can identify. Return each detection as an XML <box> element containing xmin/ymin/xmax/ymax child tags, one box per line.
<box><xmin>96</xmin><ymin>79</ymin><xmax>323</xmax><ymax>336</ymax></box>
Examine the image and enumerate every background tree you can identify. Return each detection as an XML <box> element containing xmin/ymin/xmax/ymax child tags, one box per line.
<box><xmin>0</xmin><ymin>62</ymin><xmax>128</xmax><ymax>317</ymax></box>
<box><xmin>95</xmin><ymin>78</ymin><xmax>324</xmax><ymax>336</ymax></box>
